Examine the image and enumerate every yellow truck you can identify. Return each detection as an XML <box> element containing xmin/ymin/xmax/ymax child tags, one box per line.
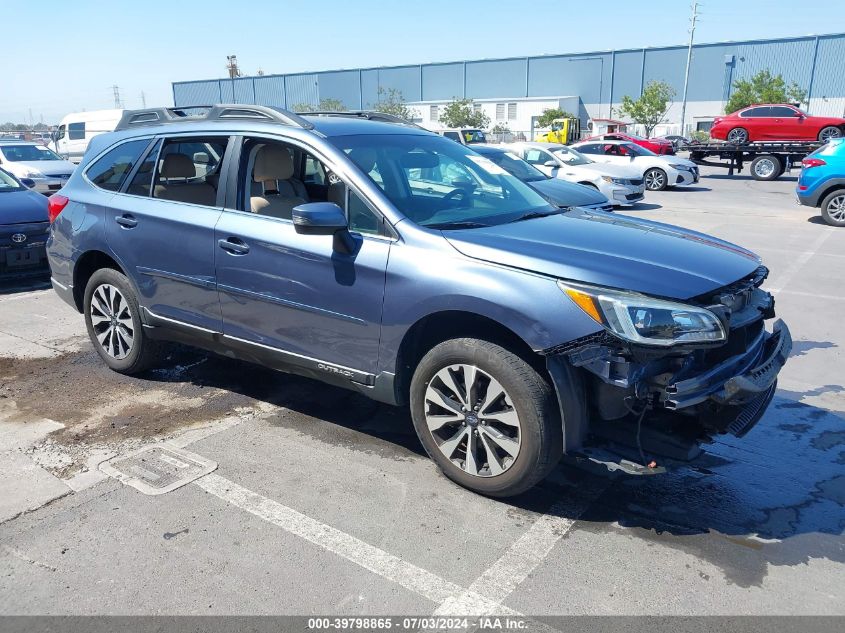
<box><xmin>535</xmin><ymin>117</ymin><xmax>580</xmax><ymax>144</ymax></box>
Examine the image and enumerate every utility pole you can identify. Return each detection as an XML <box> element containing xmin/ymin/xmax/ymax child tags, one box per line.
<box><xmin>112</xmin><ymin>85</ymin><xmax>122</xmax><ymax>109</ymax></box>
<box><xmin>679</xmin><ymin>2</ymin><xmax>700</xmax><ymax>136</ymax></box>
<box><xmin>141</xmin><ymin>91</ymin><xmax>146</xmax><ymax>108</ymax></box>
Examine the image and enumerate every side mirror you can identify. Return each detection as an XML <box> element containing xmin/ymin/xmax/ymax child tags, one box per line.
<box><xmin>292</xmin><ymin>202</ymin><xmax>356</xmax><ymax>254</ymax></box>
<box><xmin>543</xmin><ymin>160</ymin><xmax>557</xmax><ymax>168</ymax></box>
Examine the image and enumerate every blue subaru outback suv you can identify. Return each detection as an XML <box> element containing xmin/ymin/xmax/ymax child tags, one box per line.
<box><xmin>46</xmin><ymin>105</ymin><xmax>791</xmax><ymax>496</ymax></box>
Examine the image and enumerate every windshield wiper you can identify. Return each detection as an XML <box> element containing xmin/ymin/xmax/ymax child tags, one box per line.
<box><xmin>512</xmin><ymin>208</ymin><xmax>569</xmax><ymax>222</ymax></box>
<box><xmin>427</xmin><ymin>220</ymin><xmax>490</xmax><ymax>230</ymax></box>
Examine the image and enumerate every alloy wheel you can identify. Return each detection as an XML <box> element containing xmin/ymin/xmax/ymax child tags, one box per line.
<box><xmin>727</xmin><ymin>129</ymin><xmax>748</xmax><ymax>144</ymax></box>
<box><xmin>753</xmin><ymin>158</ymin><xmax>777</xmax><ymax>179</ymax></box>
<box><xmin>820</xmin><ymin>127</ymin><xmax>842</xmax><ymax>142</ymax></box>
<box><xmin>645</xmin><ymin>169</ymin><xmax>666</xmax><ymax>190</ymax></box>
<box><xmin>827</xmin><ymin>195</ymin><xmax>845</xmax><ymax>222</ymax></box>
<box><xmin>89</xmin><ymin>283</ymin><xmax>134</xmax><ymax>359</ymax></box>
<box><xmin>424</xmin><ymin>364</ymin><xmax>521</xmax><ymax>477</ymax></box>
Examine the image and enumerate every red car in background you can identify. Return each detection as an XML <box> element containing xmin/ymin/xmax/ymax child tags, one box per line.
<box><xmin>710</xmin><ymin>104</ymin><xmax>845</xmax><ymax>144</ymax></box>
<box><xmin>580</xmin><ymin>132</ymin><xmax>675</xmax><ymax>155</ymax></box>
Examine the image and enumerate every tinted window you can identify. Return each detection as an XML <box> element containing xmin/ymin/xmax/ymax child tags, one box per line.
<box><xmin>68</xmin><ymin>122</ymin><xmax>85</xmax><ymax>140</ymax></box>
<box><xmin>770</xmin><ymin>106</ymin><xmax>799</xmax><ymax>117</ymax></box>
<box><xmin>576</xmin><ymin>144</ymin><xmax>600</xmax><ymax>155</ymax></box>
<box><xmin>86</xmin><ymin>139</ymin><xmax>150</xmax><ymax>192</ymax></box>
<box><xmin>742</xmin><ymin>107</ymin><xmax>772</xmax><ymax>118</ymax></box>
<box><xmin>443</xmin><ymin>131</ymin><xmax>461</xmax><ymax>141</ymax></box>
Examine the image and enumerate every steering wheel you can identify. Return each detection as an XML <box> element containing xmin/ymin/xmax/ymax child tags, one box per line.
<box><xmin>442</xmin><ymin>188</ymin><xmax>469</xmax><ymax>207</ymax></box>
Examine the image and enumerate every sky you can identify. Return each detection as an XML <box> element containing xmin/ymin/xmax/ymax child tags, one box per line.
<box><xmin>3</xmin><ymin>0</ymin><xmax>844</xmax><ymax>124</ymax></box>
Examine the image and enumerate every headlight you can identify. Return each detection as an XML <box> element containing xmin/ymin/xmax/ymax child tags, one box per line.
<box><xmin>669</xmin><ymin>163</ymin><xmax>690</xmax><ymax>170</ymax></box>
<box><xmin>601</xmin><ymin>176</ymin><xmax>627</xmax><ymax>184</ymax></box>
<box><xmin>23</xmin><ymin>169</ymin><xmax>43</xmax><ymax>178</ymax></box>
<box><xmin>558</xmin><ymin>281</ymin><xmax>726</xmax><ymax>346</ymax></box>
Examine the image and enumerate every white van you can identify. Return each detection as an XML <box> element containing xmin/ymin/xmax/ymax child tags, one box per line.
<box><xmin>52</xmin><ymin>109</ymin><xmax>124</xmax><ymax>163</ymax></box>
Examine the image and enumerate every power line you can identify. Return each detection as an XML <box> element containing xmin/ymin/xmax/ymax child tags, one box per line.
<box><xmin>679</xmin><ymin>2</ymin><xmax>700</xmax><ymax>135</ymax></box>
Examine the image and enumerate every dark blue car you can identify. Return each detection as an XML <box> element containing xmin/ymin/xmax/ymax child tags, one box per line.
<box><xmin>46</xmin><ymin>105</ymin><xmax>791</xmax><ymax>496</ymax></box>
<box><xmin>0</xmin><ymin>167</ymin><xmax>50</xmax><ymax>279</ymax></box>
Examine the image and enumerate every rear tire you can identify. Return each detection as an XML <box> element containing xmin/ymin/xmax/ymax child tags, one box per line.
<box><xmin>818</xmin><ymin>126</ymin><xmax>842</xmax><ymax>143</ymax></box>
<box><xmin>409</xmin><ymin>338</ymin><xmax>561</xmax><ymax>497</ymax></box>
<box><xmin>727</xmin><ymin>128</ymin><xmax>749</xmax><ymax>144</ymax></box>
<box><xmin>820</xmin><ymin>189</ymin><xmax>845</xmax><ymax>227</ymax></box>
<box><xmin>750</xmin><ymin>155</ymin><xmax>782</xmax><ymax>181</ymax></box>
<box><xmin>84</xmin><ymin>268</ymin><xmax>162</xmax><ymax>374</ymax></box>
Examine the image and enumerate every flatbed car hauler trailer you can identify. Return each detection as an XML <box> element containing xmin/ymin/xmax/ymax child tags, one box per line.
<box><xmin>687</xmin><ymin>141</ymin><xmax>822</xmax><ymax>181</ymax></box>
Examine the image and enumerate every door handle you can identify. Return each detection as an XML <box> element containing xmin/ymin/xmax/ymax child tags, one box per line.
<box><xmin>115</xmin><ymin>214</ymin><xmax>137</xmax><ymax>228</ymax></box>
<box><xmin>218</xmin><ymin>238</ymin><xmax>250</xmax><ymax>255</ymax></box>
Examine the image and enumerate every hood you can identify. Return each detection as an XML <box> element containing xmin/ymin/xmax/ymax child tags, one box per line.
<box><xmin>0</xmin><ymin>189</ymin><xmax>49</xmax><ymax>224</ymax></box>
<box><xmin>6</xmin><ymin>159</ymin><xmax>75</xmax><ymax>176</ymax></box>
<box><xmin>444</xmin><ymin>209</ymin><xmax>761</xmax><ymax>300</ymax></box>
<box><xmin>578</xmin><ymin>162</ymin><xmax>642</xmax><ymax>178</ymax></box>
<box><xmin>530</xmin><ymin>178</ymin><xmax>608</xmax><ymax>207</ymax></box>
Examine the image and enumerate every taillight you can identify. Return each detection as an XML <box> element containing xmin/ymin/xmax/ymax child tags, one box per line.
<box><xmin>802</xmin><ymin>157</ymin><xmax>826</xmax><ymax>168</ymax></box>
<box><xmin>47</xmin><ymin>194</ymin><xmax>69</xmax><ymax>223</ymax></box>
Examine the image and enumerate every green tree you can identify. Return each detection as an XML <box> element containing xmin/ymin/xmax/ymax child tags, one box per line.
<box><xmin>291</xmin><ymin>98</ymin><xmax>347</xmax><ymax>113</ymax></box>
<box><xmin>536</xmin><ymin>108</ymin><xmax>576</xmax><ymax>129</ymax></box>
<box><xmin>725</xmin><ymin>70</ymin><xmax>808</xmax><ymax>114</ymax></box>
<box><xmin>438</xmin><ymin>98</ymin><xmax>490</xmax><ymax>129</ymax></box>
<box><xmin>372</xmin><ymin>87</ymin><xmax>416</xmax><ymax>120</ymax></box>
<box><xmin>619</xmin><ymin>80</ymin><xmax>676</xmax><ymax>138</ymax></box>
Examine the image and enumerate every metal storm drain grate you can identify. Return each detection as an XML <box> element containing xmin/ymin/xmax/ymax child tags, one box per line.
<box><xmin>100</xmin><ymin>444</ymin><xmax>217</xmax><ymax>495</ymax></box>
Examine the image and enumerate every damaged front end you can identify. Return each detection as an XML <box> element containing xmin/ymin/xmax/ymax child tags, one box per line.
<box><xmin>547</xmin><ymin>266</ymin><xmax>792</xmax><ymax>473</ymax></box>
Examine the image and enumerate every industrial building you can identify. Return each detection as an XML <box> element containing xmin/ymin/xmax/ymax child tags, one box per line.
<box><xmin>171</xmin><ymin>32</ymin><xmax>845</xmax><ymax>137</ymax></box>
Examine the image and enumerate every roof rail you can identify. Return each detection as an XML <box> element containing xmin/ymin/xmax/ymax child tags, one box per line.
<box><xmin>114</xmin><ymin>104</ymin><xmax>314</xmax><ymax>131</ymax></box>
<box><xmin>305</xmin><ymin>110</ymin><xmax>424</xmax><ymax>129</ymax></box>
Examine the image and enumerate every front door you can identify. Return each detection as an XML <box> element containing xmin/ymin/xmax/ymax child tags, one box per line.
<box><xmin>214</xmin><ymin>138</ymin><xmax>391</xmax><ymax>376</ymax></box>
<box><xmin>104</xmin><ymin>135</ymin><xmax>230</xmax><ymax>331</ymax></box>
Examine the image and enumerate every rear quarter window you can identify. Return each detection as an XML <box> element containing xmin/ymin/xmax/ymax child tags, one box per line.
<box><xmin>85</xmin><ymin>139</ymin><xmax>151</xmax><ymax>192</ymax></box>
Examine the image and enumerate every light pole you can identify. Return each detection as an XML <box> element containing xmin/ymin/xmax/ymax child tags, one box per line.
<box><xmin>569</xmin><ymin>56</ymin><xmax>604</xmax><ymax>119</ymax></box>
<box><xmin>680</xmin><ymin>2</ymin><xmax>700</xmax><ymax>136</ymax></box>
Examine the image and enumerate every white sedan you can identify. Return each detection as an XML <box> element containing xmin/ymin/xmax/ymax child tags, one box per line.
<box><xmin>505</xmin><ymin>142</ymin><xmax>645</xmax><ymax>207</ymax></box>
<box><xmin>571</xmin><ymin>139</ymin><xmax>700</xmax><ymax>191</ymax></box>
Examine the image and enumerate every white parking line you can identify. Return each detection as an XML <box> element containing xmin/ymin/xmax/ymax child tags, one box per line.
<box><xmin>194</xmin><ymin>472</ymin><xmax>512</xmax><ymax>613</ymax></box>
<box><xmin>433</xmin><ymin>481</ymin><xmax>608</xmax><ymax>616</ymax></box>
<box><xmin>768</xmin><ymin>230</ymin><xmax>833</xmax><ymax>294</ymax></box>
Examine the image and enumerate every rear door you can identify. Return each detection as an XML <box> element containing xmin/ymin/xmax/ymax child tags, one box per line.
<box><xmin>102</xmin><ymin>134</ymin><xmax>232</xmax><ymax>331</ymax></box>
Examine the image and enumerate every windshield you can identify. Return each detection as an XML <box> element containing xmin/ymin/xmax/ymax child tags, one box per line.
<box><xmin>621</xmin><ymin>143</ymin><xmax>656</xmax><ymax>157</ymax></box>
<box><xmin>0</xmin><ymin>144</ymin><xmax>63</xmax><ymax>162</ymax></box>
<box><xmin>0</xmin><ymin>169</ymin><xmax>24</xmax><ymax>192</ymax></box>
<box><xmin>552</xmin><ymin>146</ymin><xmax>592</xmax><ymax>166</ymax></box>
<box><xmin>481</xmin><ymin>150</ymin><xmax>547</xmax><ymax>182</ymax></box>
<box><xmin>331</xmin><ymin>134</ymin><xmax>555</xmax><ymax>228</ymax></box>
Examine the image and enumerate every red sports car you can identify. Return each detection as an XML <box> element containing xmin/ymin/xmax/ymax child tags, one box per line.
<box><xmin>710</xmin><ymin>104</ymin><xmax>845</xmax><ymax>144</ymax></box>
<box><xmin>580</xmin><ymin>132</ymin><xmax>674</xmax><ymax>155</ymax></box>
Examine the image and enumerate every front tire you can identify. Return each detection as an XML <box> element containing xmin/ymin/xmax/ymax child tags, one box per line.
<box><xmin>644</xmin><ymin>167</ymin><xmax>668</xmax><ymax>191</ymax></box>
<box><xmin>410</xmin><ymin>338</ymin><xmax>561</xmax><ymax>497</ymax></box>
<box><xmin>820</xmin><ymin>190</ymin><xmax>845</xmax><ymax>227</ymax></box>
<box><xmin>818</xmin><ymin>126</ymin><xmax>842</xmax><ymax>143</ymax></box>
<box><xmin>84</xmin><ymin>268</ymin><xmax>162</xmax><ymax>374</ymax></box>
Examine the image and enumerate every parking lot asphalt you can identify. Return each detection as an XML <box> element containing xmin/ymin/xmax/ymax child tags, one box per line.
<box><xmin>0</xmin><ymin>165</ymin><xmax>843</xmax><ymax>616</ymax></box>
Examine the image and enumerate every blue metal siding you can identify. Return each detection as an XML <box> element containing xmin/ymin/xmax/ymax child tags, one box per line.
<box><xmin>172</xmin><ymin>33</ymin><xmax>845</xmax><ymax>110</ymax></box>
<box><xmin>466</xmin><ymin>59</ymin><xmax>527</xmax><ymax>99</ymax></box>
<box><xmin>527</xmin><ymin>54</ymin><xmax>611</xmax><ymax>103</ymax></box>
<box><xmin>610</xmin><ymin>51</ymin><xmax>644</xmax><ymax>103</ymax></box>
<box><xmin>286</xmin><ymin>74</ymin><xmax>319</xmax><ymax>109</ymax></box>
<box><xmin>317</xmin><ymin>71</ymin><xmax>361</xmax><ymax>109</ymax></box>
<box><xmin>422</xmin><ymin>63</ymin><xmax>464</xmax><ymax>100</ymax></box>
<box><xmin>173</xmin><ymin>80</ymin><xmax>221</xmax><ymax>107</ymax></box>
<box><xmin>253</xmin><ymin>75</ymin><xmax>287</xmax><ymax>107</ymax></box>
